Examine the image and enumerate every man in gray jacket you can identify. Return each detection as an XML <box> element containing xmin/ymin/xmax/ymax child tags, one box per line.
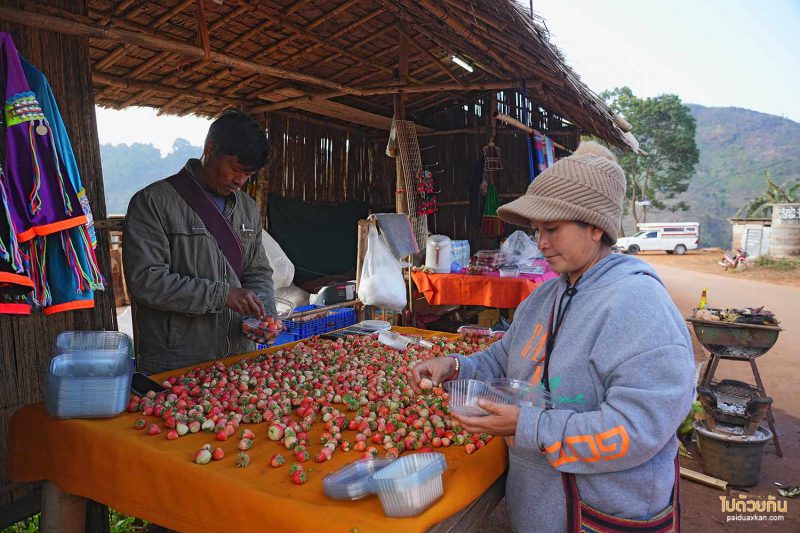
<box><xmin>123</xmin><ymin>111</ymin><xmax>277</xmax><ymax>374</ymax></box>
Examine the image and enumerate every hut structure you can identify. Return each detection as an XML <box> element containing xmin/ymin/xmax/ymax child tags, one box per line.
<box><xmin>0</xmin><ymin>0</ymin><xmax>638</xmax><ymax>524</ymax></box>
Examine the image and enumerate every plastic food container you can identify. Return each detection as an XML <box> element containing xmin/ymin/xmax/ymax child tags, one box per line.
<box><xmin>498</xmin><ymin>265</ymin><xmax>520</xmax><ymax>277</ymax></box>
<box><xmin>45</xmin><ymin>331</ymin><xmax>133</xmax><ymax>419</ymax></box>
<box><xmin>45</xmin><ymin>352</ymin><xmax>133</xmax><ymax>419</ymax></box>
<box><xmin>442</xmin><ymin>379</ymin><xmax>511</xmax><ymax>416</ymax></box>
<box><xmin>323</xmin><ymin>458</ymin><xmax>395</xmax><ymax>500</ymax></box>
<box><xmin>369</xmin><ymin>453</ymin><xmax>447</xmax><ymax>517</ymax></box>
<box><xmin>485</xmin><ymin>378</ymin><xmax>550</xmax><ymax>408</ymax></box>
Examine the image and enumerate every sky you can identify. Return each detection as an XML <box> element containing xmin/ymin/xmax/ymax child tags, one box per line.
<box><xmin>95</xmin><ymin>0</ymin><xmax>800</xmax><ymax>154</ymax></box>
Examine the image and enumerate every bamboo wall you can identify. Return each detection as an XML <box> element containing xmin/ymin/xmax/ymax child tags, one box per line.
<box><xmin>0</xmin><ymin>0</ymin><xmax>117</xmax><ymax>519</ymax></box>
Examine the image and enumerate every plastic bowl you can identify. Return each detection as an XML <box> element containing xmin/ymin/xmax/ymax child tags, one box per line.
<box><xmin>324</xmin><ymin>458</ymin><xmax>395</xmax><ymax>500</ymax></box>
<box><xmin>369</xmin><ymin>453</ymin><xmax>447</xmax><ymax>517</ymax></box>
<box><xmin>442</xmin><ymin>379</ymin><xmax>511</xmax><ymax>416</ymax></box>
<box><xmin>485</xmin><ymin>378</ymin><xmax>550</xmax><ymax>407</ymax></box>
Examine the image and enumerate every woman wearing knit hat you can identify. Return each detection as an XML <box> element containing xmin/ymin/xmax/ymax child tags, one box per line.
<box><xmin>411</xmin><ymin>142</ymin><xmax>695</xmax><ymax>532</ymax></box>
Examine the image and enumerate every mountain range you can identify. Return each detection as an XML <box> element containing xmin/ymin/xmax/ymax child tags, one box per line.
<box><xmin>99</xmin><ymin>105</ymin><xmax>800</xmax><ymax>248</ymax></box>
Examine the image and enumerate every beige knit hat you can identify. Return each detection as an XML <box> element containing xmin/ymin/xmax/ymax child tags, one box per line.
<box><xmin>496</xmin><ymin>141</ymin><xmax>626</xmax><ymax>241</ymax></box>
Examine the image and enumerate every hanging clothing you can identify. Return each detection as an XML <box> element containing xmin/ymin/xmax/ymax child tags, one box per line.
<box><xmin>19</xmin><ymin>54</ymin><xmax>104</xmax><ymax>312</ymax></box>
<box><xmin>0</xmin><ymin>32</ymin><xmax>86</xmax><ymax>244</ymax></box>
<box><xmin>0</xmin><ymin>165</ymin><xmax>33</xmax><ymax>314</ymax></box>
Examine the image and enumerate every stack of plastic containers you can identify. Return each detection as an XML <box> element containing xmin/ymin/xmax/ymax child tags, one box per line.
<box><xmin>442</xmin><ymin>379</ymin><xmax>512</xmax><ymax>416</ymax></box>
<box><xmin>323</xmin><ymin>453</ymin><xmax>447</xmax><ymax>517</ymax></box>
<box><xmin>45</xmin><ymin>331</ymin><xmax>133</xmax><ymax>419</ymax></box>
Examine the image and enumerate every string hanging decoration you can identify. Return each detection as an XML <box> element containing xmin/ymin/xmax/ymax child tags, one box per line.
<box><xmin>414</xmin><ymin>169</ymin><xmax>438</xmax><ymax>216</ymax></box>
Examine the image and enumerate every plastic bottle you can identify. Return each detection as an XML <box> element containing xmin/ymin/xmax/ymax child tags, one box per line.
<box><xmin>698</xmin><ymin>288</ymin><xmax>708</xmax><ymax>310</ymax></box>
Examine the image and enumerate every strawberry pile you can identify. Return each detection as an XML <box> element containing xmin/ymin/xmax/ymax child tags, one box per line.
<box><xmin>128</xmin><ymin>334</ymin><xmax>496</xmax><ymax>471</ymax></box>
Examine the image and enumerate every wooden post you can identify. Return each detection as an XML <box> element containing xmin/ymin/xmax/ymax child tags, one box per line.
<box><xmin>40</xmin><ymin>482</ymin><xmax>86</xmax><ymax>533</ymax></box>
<box><xmin>355</xmin><ymin>219</ymin><xmax>371</xmax><ymax>322</ymax></box>
<box><xmin>488</xmin><ymin>92</ymin><xmax>498</xmax><ymax>141</ymax></box>
<box><xmin>394</xmin><ymin>24</ymin><xmax>409</xmax><ymax>216</ymax></box>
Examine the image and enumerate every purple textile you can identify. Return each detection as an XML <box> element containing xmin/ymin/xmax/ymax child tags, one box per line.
<box><xmin>0</xmin><ymin>32</ymin><xmax>84</xmax><ymax>242</ymax></box>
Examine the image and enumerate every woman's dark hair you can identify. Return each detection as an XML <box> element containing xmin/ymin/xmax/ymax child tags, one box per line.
<box><xmin>205</xmin><ymin>110</ymin><xmax>270</xmax><ymax>171</ymax></box>
<box><xmin>575</xmin><ymin>221</ymin><xmax>615</xmax><ymax>247</ymax></box>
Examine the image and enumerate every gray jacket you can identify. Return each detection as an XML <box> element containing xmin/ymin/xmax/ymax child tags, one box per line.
<box><xmin>456</xmin><ymin>254</ymin><xmax>695</xmax><ymax>532</ymax></box>
<box><xmin>123</xmin><ymin>160</ymin><xmax>276</xmax><ymax>374</ymax></box>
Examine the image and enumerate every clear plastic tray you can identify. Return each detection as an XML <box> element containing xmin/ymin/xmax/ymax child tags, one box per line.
<box><xmin>442</xmin><ymin>379</ymin><xmax>511</xmax><ymax>417</ymax></box>
<box><xmin>45</xmin><ymin>353</ymin><xmax>132</xmax><ymax>419</ymax></box>
<box><xmin>323</xmin><ymin>457</ymin><xmax>395</xmax><ymax>500</ymax></box>
<box><xmin>55</xmin><ymin>331</ymin><xmax>131</xmax><ymax>356</ymax></box>
<box><xmin>485</xmin><ymin>378</ymin><xmax>550</xmax><ymax>407</ymax></box>
<box><xmin>369</xmin><ymin>453</ymin><xmax>447</xmax><ymax>517</ymax></box>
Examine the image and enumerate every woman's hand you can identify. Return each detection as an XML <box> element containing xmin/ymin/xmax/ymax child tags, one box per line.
<box><xmin>453</xmin><ymin>400</ymin><xmax>520</xmax><ymax>437</ymax></box>
<box><xmin>409</xmin><ymin>357</ymin><xmax>457</xmax><ymax>394</ymax></box>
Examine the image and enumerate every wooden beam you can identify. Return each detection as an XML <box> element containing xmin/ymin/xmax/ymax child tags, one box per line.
<box><xmin>252</xmin><ymin>81</ymin><xmax>524</xmax><ymax>113</ymax></box>
<box><xmin>92</xmin><ymin>73</ymin><xmax>237</xmax><ymax>106</ymax></box>
<box><xmin>0</xmin><ymin>5</ymin><xmax>356</xmax><ymax>93</ymax></box>
<box><xmin>679</xmin><ymin>467</ymin><xmax>728</xmax><ymax>491</ymax></box>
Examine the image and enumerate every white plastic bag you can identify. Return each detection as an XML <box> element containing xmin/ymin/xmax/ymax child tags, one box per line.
<box><xmin>359</xmin><ymin>224</ymin><xmax>407</xmax><ymax>311</ymax></box>
<box><xmin>261</xmin><ymin>229</ymin><xmax>295</xmax><ymax>289</ymax></box>
<box><xmin>501</xmin><ymin>230</ymin><xmax>543</xmax><ymax>266</ymax></box>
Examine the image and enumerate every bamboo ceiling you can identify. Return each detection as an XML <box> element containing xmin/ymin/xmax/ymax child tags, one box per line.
<box><xmin>9</xmin><ymin>0</ymin><xmax>636</xmax><ymax>149</ymax></box>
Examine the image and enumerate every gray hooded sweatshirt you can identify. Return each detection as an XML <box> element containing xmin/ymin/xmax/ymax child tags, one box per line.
<box><xmin>456</xmin><ymin>254</ymin><xmax>695</xmax><ymax>532</ymax></box>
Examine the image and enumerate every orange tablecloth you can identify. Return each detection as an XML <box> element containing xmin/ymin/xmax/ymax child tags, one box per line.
<box><xmin>412</xmin><ymin>271</ymin><xmax>557</xmax><ymax>308</ymax></box>
<box><xmin>9</xmin><ymin>328</ymin><xmax>507</xmax><ymax>533</ymax></box>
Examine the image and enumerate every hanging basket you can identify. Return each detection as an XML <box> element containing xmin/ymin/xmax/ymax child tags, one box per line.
<box><xmin>481</xmin><ymin>182</ymin><xmax>504</xmax><ymax>236</ymax></box>
<box><xmin>483</xmin><ymin>142</ymin><xmax>503</xmax><ymax>172</ymax></box>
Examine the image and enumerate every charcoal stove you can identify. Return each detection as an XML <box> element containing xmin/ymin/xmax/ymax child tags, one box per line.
<box><xmin>697</xmin><ymin>379</ymin><xmax>772</xmax><ymax>436</ymax></box>
<box><xmin>687</xmin><ymin>317</ymin><xmax>783</xmax><ymax>456</ymax></box>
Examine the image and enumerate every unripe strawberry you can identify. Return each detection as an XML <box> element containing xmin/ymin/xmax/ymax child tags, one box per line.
<box><xmin>270</xmin><ymin>453</ymin><xmax>285</xmax><ymax>467</ymax></box>
<box><xmin>195</xmin><ymin>449</ymin><xmax>212</xmax><ymax>465</ymax></box>
<box><xmin>188</xmin><ymin>421</ymin><xmax>201</xmax><ymax>434</ymax></box>
<box><xmin>176</xmin><ymin>423</ymin><xmax>189</xmax><ymax>436</ymax></box>
<box><xmin>238</xmin><ymin>438</ymin><xmax>253</xmax><ymax>451</ymax></box>
<box><xmin>235</xmin><ymin>451</ymin><xmax>251</xmax><ymax>467</ymax></box>
<box><xmin>289</xmin><ymin>463</ymin><xmax>304</xmax><ymax>475</ymax></box>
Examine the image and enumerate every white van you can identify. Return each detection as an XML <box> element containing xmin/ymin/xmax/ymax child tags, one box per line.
<box><xmin>615</xmin><ymin>222</ymin><xmax>699</xmax><ymax>255</ymax></box>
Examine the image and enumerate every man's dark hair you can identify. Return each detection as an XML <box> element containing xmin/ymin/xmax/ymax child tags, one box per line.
<box><xmin>205</xmin><ymin>110</ymin><xmax>270</xmax><ymax>171</ymax></box>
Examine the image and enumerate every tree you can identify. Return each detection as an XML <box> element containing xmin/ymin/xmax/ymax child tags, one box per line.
<box><xmin>737</xmin><ymin>169</ymin><xmax>800</xmax><ymax>218</ymax></box>
<box><xmin>602</xmin><ymin>87</ymin><xmax>699</xmax><ymax>225</ymax></box>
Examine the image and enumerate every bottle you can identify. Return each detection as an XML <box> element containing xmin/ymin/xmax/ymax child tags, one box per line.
<box><xmin>698</xmin><ymin>288</ymin><xmax>708</xmax><ymax>310</ymax></box>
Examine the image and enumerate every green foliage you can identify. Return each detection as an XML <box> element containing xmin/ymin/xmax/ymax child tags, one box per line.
<box><xmin>1</xmin><ymin>514</ymin><xmax>38</xmax><ymax>533</ymax></box>
<box><xmin>737</xmin><ymin>169</ymin><xmax>800</xmax><ymax>218</ymax></box>
<box><xmin>755</xmin><ymin>255</ymin><xmax>800</xmax><ymax>272</ymax></box>
<box><xmin>602</xmin><ymin>87</ymin><xmax>699</xmax><ymax>225</ymax></box>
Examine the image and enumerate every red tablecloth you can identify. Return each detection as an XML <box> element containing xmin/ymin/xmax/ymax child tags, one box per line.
<box><xmin>412</xmin><ymin>270</ymin><xmax>558</xmax><ymax>308</ymax></box>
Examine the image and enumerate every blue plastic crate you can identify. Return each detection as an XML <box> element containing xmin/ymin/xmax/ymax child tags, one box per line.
<box><xmin>284</xmin><ymin>305</ymin><xmax>356</xmax><ymax>338</ymax></box>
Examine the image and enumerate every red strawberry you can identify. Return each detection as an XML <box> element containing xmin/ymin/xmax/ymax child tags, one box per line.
<box><xmin>290</xmin><ymin>463</ymin><xmax>304</xmax><ymax>475</ymax></box>
<box><xmin>188</xmin><ymin>421</ymin><xmax>201</xmax><ymax>434</ymax></box>
<box><xmin>146</xmin><ymin>424</ymin><xmax>161</xmax><ymax>436</ymax></box>
<box><xmin>133</xmin><ymin>417</ymin><xmax>147</xmax><ymax>430</ymax></box>
<box><xmin>215</xmin><ymin>430</ymin><xmax>228</xmax><ymax>441</ymax></box>
<box><xmin>314</xmin><ymin>451</ymin><xmax>327</xmax><ymax>463</ymax></box>
<box><xmin>270</xmin><ymin>453</ymin><xmax>286</xmax><ymax>467</ymax></box>
<box><xmin>166</xmin><ymin>430</ymin><xmax>179</xmax><ymax>441</ymax></box>
<box><xmin>291</xmin><ymin>470</ymin><xmax>308</xmax><ymax>484</ymax></box>
<box><xmin>212</xmin><ymin>447</ymin><xmax>225</xmax><ymax>461</ymax></box>
<box><xmin>238</xmin><ymin>438</ymin><xmax>253</xmax><ymax>451</ymax></box>
<box><xmin>465</xmin><ymin>442</ymin><xmax>477</xmax><ymax>455</ymax></box>
<box><xmin>295</xmin><ymin>449</ymin><xmax>309</xmax><ymax>463</ymax></box>
<box><xmin>241</xmin><ymin>428</ymin><xmax>256</xmax><ymax>440</ymax></box>
<box><xmin>235</xmin><ymin>451</ymin><xmax>251</xmax><ymax>468</ymax></box>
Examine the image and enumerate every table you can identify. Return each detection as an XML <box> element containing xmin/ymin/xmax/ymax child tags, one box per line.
<box><xmin>8</xmin><ymin>328</ymin><xmax>507</xmax><ymax>533</ymax></box>
<box><xmin>411</xmin><ymin>270</ymin><xmax>558</xmax><ymax>308</ymax></box>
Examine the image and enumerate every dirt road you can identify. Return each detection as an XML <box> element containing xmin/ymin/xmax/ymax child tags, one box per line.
<box><xmin>642</xmin><ymin>259</ymin><xmax>799</xmax><ymax>532</ymax></box>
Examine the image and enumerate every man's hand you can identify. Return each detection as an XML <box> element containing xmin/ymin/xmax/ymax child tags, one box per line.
<box><xmin>226</xmin><ymin>287</ymin><xmax>266</xmax><ymax>317</ymax></box>
<box><xmin>452</xmin><ymin>400</ymin><xmax>519</xmax><ymax>437</ymax></box>
<box><xmin>409</xmin><ymin>357</ymin><xmax>457</xmax><ymax>394</ymax></box>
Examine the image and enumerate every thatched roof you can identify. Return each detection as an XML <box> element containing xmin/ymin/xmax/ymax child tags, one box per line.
<box><xmin>10</xmin><ymin>0</ymin><xmax>637</xmax><ymax>149</ymax></box>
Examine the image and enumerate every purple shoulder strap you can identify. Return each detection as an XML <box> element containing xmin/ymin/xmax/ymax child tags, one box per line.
<box><xmin>166</xmin><ymin>171</ymin><xmax>244</xmax><ymax>281</ymax></box>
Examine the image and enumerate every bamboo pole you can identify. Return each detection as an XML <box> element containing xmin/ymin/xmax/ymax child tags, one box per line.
<box><xmin>251</xmin><ymin>81</ymin><xmax>524</xmax><ymax>113</ymax></box>
<box><xmin>92</xmin><ymin>73</ymin><xmax>237</xmax><ymax>105</ymax></box>
<box><xmin>0</xmin><ymin>5</ymin><xmax>356</xmax><ymax>93</ymax></box>
<box><xmin>495</xmin><ymin>112</ymin><xmax>572</xmax><ymax>153</ymax></box>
